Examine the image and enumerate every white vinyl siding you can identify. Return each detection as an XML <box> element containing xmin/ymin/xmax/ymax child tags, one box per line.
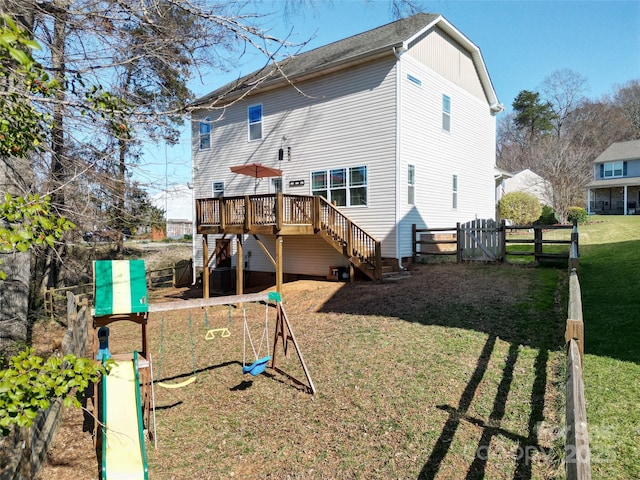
<box><xmin>193</xmin><ymin>58</ymin><xmax>398</xmax><ymax>267</ymax></box>
<box><xmin>396</xmin><ymin>52</ymin><xmax>496</xmax><ymax>258</ymax></box>
<box><xmin>407</xmin><ymin>25</ymin><xmax>487</xmax><ymax>103</ymax></box>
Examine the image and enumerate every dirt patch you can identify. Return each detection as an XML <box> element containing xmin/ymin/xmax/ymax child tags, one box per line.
<box><xmin>34</xmin><ymin>262</ymin><xmax>565</xmax><ymax>480</ymax></box>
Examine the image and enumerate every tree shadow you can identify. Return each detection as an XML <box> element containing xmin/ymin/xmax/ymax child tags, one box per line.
<box><xmin>316</xmin><ymin>263</ymin><xmax>563</xmax><ymax>479</ymax></box>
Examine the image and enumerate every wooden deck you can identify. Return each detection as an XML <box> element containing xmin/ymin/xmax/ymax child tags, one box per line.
<box><xmin>195</xmin><ymin>194</ymin><xmax>382</xmax><ymax>294</ymax></box>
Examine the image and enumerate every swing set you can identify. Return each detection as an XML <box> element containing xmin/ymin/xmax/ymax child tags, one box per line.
<box><xmin>91</xmin><ymin>259</ymin><xmax>315</xmax><ymax>477</ymax></box>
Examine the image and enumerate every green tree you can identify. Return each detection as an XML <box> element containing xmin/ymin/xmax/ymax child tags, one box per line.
<box><xmin>499</xmin><ymin>191</ymin><xmax>543</xmax><ymax>226</ymax></box>
<box><xmin>512</xmin><ymin>90</ymin><xmax>556</xmax><ymax>139</ymax></box>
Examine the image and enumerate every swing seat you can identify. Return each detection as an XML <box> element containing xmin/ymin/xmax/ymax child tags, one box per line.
<box><xmin>156</xmin><ymin>376</ymin><xmax>197</xmax><ymax>389</ymax></box>
<box><xmin>242</xmin><ymin>355</ymin><xmax>271</xmax><ymax>376</ymax></box>
<box><xmin>205</xmin><ymin>328</ymin><xmax>230</xmax><ymax>340</ymax></box>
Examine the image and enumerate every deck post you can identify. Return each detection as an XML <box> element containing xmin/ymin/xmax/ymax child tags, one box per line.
<box><xmin>202</xmin><ymin>235</ymin><xmax>209</xmax><ymax>299</ymax></box>
<box><xmin>276</xmin><ymin>192</ymin><xmax>284</xmax><ymax>232</ymax></box>
<box><xmin>276</xmin><ymin>236</ymin><xmax>283</xmax><ymax>295</ymax></box>
<box><xmin>236</xmin><ymin>234</ymin><xmax>243</xmax><ymax>297</ymax></box>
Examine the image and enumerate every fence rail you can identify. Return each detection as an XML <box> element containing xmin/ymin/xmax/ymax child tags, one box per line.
<box><xmin>565</xmin><ymin>268</ymin><xmax>591</xmax><ymax>479</ymax></box>
<box><xmin>412</xmin><ymin>221</ymin><xmax>578</xmax><ymax>268</ymax></box>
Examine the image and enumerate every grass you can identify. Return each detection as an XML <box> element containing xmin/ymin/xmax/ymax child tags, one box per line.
<box><xmin>95</xmin><ymin>261</ymin><xmax>569</xmax><ymax>480</ymax></box>
<box><xmin>575</xmin><ymin>215</ymin><xmax>640</xmax><ymax>478</ymax></box>
<box><xmin>37</xmin><ymin>216</ymin><xmax>640</xmax><ymax>479</ymax></box>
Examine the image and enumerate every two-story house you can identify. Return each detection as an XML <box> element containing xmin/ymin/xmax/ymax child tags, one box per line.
<box><xmin>190</xmin><ymin>13</ymin><xmax>503</xmax><ymax>294</ymax></box>
<box><xmin>587</xmin><ymin>139</ymin><xmax>640</xmax><ymax>215</ymax></box>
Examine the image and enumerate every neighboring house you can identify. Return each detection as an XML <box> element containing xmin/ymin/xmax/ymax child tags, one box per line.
<box><xmin>503</xmin><ymin>169</ymin><xmax>552</xmax><ymax>205</ymax></box>
<box><xmin>587</xmin><ymin>139</ymin><xmax>640</xmax><ymax>215</ymax></box>
<box><xmin>190</xmin><ymin>13</ymin><xmax>503</xmax><ymax>288</ymax></box>
<box><xmin>151</xmin><ymin>184</ymin><xmax>194</xmax><ymax>239</ymax></box>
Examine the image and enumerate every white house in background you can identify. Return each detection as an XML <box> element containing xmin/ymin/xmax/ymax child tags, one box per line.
<box><xmin>190</xmin><ymin>13</ymin><xmax>503</xmax><ymax>286</ymax></box>
<box><xmin>151</xmin><ymin>184</ymin><xmax>194</xmax><ymax>239</ymax></box>
<box><xmin>503</xmin><ymin>169</ymin><xmax>552</xmax><ymax>205</ymax></box>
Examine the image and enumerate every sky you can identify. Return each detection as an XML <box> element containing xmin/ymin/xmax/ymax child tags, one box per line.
<box><xmin>139</xmin><ymin>0</ymin><xmax>640</xmax><ymax>193</ymax></box>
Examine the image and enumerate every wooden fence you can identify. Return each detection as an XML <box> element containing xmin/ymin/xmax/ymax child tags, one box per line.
<box><xmin>412</xmin><ymin>221</ymin><xmax>578</xmax><ymax>267</ymax></box>
<box><xmin>565</xmin><ymin>267</ymin><xmax>591</xmax><ymax>479</ymax></box>
<box><xmin>1</xmin><ymin>293</ymin><xmax>89</xmax><ymax>480</ymax></box>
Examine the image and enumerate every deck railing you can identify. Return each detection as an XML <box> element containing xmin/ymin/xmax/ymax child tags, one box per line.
<box><xmin>196</xmin><ymin>194</ymin><xmax>381</xmax><ymax>279</ymax></box>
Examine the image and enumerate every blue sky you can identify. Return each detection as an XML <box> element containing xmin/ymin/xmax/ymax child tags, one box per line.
<box><xmin>141</xmin><ymin>0</ymin><xmax>640</xmax><ymax>191</ymax></box>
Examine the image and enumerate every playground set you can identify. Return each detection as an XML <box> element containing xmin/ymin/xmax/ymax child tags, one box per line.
<box><xmin>91</xmin><ymin>259</ymin><xmax>314</xmax><ymax>480</ymax></box>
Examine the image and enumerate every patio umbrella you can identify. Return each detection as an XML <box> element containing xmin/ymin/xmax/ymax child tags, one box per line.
<box><xmin>230</xmin><ymin>162</ymin><xmax>283</xmax><ymax>194</ymax></box>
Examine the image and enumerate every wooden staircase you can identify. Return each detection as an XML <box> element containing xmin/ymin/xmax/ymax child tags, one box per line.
<box><xmin>196</xmin><ymin>194</ymin><xmax>383</xmax><ymax>281</ymax></box>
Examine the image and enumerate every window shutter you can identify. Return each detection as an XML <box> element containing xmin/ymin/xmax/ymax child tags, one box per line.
<box><xmin>600</xmin><ymin>164</ymin><xmax>604</xmax><ymax>178</ymax></box>
<box><xmin>623</xmin><ymin>161</ymin><xmax>627</xmax><ymax>176</ymax></box>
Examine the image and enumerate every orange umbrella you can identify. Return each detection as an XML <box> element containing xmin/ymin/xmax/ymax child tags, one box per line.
<box><xmin>230</xmin><ymin>163</ymin><xmax>283</xmax><ymax>193</ymax></box>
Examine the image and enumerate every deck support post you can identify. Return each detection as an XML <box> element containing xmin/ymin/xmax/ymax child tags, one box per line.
<box><xmin>236</xmin><ymin>234</ymin><xmax>244</xmax><ymax>297</ymax></box>
<box><xmin>202</xmin><ymin>235</ymin><xmax>209</xmax><ymax>299</ymax></box>
<box><xmin>276</xmin><ymin>235</ymin><xmax>283</xmax><ymax>295</ymax></box>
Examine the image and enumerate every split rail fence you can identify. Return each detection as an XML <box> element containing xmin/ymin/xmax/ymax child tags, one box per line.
<box><xmin>412</xmin><ymin>220</ymin><xmax>579</xmax><ymax>268</ymax></box>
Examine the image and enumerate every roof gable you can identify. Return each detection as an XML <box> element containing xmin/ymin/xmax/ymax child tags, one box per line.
<box><xmin>594</xmin><ymin>139</ymin><xmax>640</xmax><ymax>163</ymax></box>
<box><xmin>192</xmin><ymin>13</ymin><xmax>500</xmax><ymax>110</ymax></box>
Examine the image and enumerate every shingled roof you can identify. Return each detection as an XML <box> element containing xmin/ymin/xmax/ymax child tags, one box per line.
<box><xmin>593</xmin><ymin>139</ymin><xmax>640</xmax><ymax>163</ymax></box>
<box><xmin>192</xmin><ymin>13</ymin><xmax>499</xmax><ymax>109</ymax></box>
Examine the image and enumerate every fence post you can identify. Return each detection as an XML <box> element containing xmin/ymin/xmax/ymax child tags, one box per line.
<box><xmin>534</xmin><ymin>226</ymin><xmax>542</xmax><ymax>261</ymax></box>
<box><xmin>412</xmin><ymin>224</ymin><xmax>417</xmax><ymax>263</ymax></box>
<box><xmin>500</xmin><ymin>220</ymin><xmax>507</xmax><ymax>262</ymax></box>
<box><xmin>456</xmin><ymin>222</ymin><xmax>461</xmax><ymax>263</ymax></box>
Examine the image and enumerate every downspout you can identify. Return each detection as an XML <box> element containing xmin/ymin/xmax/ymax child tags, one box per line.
<box><xmin>393</xmin><ymin>46</ymin><xmax>406</xmax><ymax>270</ymax></box>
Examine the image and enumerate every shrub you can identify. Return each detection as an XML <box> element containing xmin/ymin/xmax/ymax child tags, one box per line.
<box><xmin>567</xmin><ymin>206</ymin><xmax>588</xmax><ymax>224</ymax></box>
<box><xmin>536</xmin><ymin>204</ymin><xmax>557</xmax><ymax>225</ymax></box>
<box><xmin>499</xmin><ymin>191</ymin><xmax>543</xmax><ymax>226</ymax></box>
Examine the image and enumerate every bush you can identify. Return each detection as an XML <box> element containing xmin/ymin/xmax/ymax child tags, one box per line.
<box><xmin>567</xmin><ymin>206</ymin><xmax>588</xmax><ymax>224</ymax></box>
<box><xmin>536</xmin><ymin>204</ymin><xmax>557</xmax><ymax>225</ymax></box>
<box><xmin>499</xmin><ymin>191</ymin><xmax>543</xmax><ymax>226</ymax></box>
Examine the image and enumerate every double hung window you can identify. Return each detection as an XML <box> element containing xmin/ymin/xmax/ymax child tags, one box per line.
<box><xmin>311</xmin><ymin>166</ymin><xmax>367</xmax><ymax>207</ymax></box>
<box><xmin>442</xmin><ymin>95</ymin><xmax>451</xmax><ymax>132</ymax></box>
<box><xmin>248</xmin><ymin>105</ymin><xmax>262</xmax><ymax>141</ymax></box>
<box><xmin>199</xmin><ymin>117</ymin><xmax>211</xmax><ymax>150</ymax></box>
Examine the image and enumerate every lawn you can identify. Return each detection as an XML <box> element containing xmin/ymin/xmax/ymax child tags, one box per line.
<box><xmin>576</xmin><ymin>215</ymin><xmax>640</xmax><ymax>479</ymax></box>
<box><xmin>38</xmin><ymin>261</ymin><xmax>568</xmax><ymax>480</ymax></box>
<box><xmin>34</xmin><ymin>216</ymin><xmax>640</xmax><ymax>479</ymax></box>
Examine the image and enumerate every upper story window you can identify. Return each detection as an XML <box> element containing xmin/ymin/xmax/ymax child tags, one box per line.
<box><xmin>199</xmin><ymin>117</ymin><xmax>211</xmax><ymax>150</ymax></box>
<box><xmin>601</xmin><ymin>161</ymin><xmax>626</xmax><ymax>178</ymax></box>
<box><xmin>212</xmin><ymin>181</ymin><xmax>224</xmax><ymax>198</ymax></box>
<box><xmin>248</xmin><ymin>104</ymin><xmax>262</xmax><ymax>141</ymax></box>
<box><xmin>311</xmin><ymin>166</ymin><xmax>367</xmax><ymax>207</ymax></box>
<box><xmin>442</xmin><ymin>94</ymin><xmax>451</xmax><ymax>132</ymax></box>
<box><xmin>452</xmin><ymin>174</ymin><xmax>458</xmax><ymax>209</ymax></box>
<box><xmin>408</xmin><ymin>164</ymin><xmax>415</xmax><ymax>205</ymax></box>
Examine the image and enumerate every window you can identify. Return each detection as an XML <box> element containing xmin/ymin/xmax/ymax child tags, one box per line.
<box><xmin>311</xmin><ymin>166</ymin><xmax>367</xmax><ymax>207</ymax></box>
<box><xmin>199</xmin><ymin>117</ymin><xmax>211</xmax><ymax>150</ymax></box>
<box><xmin>248</xmin><ymin>104</ymin><xmax>262</xmax><ymax>141</ymax></box>
<box><xmin>212</xmin><ymin>181</ymin><xmax>224</xmax><ymax>198</ymax></box>
<box><xmin>602</xmin><ymin>161</ymin><xmax>626</xmax><ymax>178</ymax></box>
<box><xmin>408</xmin><ymin>164</ymin><xmax>415</xmax><ymax>205</ymax></box>
<box><xmin>452</xmin><ymin>174</ymin><xmax>458</xmax><ymax>209</ymax></box>
<box><xmin>442</xmin><ymin>94</ymin><xmax>451</xmax><ymax>132</ymax></box>
<box><xmin>271</xmin><ymin>178</ymin><xmax>282</xmax><ymax>193</ymax></box>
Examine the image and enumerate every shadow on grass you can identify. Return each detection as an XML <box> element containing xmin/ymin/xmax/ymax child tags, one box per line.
<box><xmin>317</xmin><ymin>263</ymin><xmax>564</xmax><ymax>480</ymax></box>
